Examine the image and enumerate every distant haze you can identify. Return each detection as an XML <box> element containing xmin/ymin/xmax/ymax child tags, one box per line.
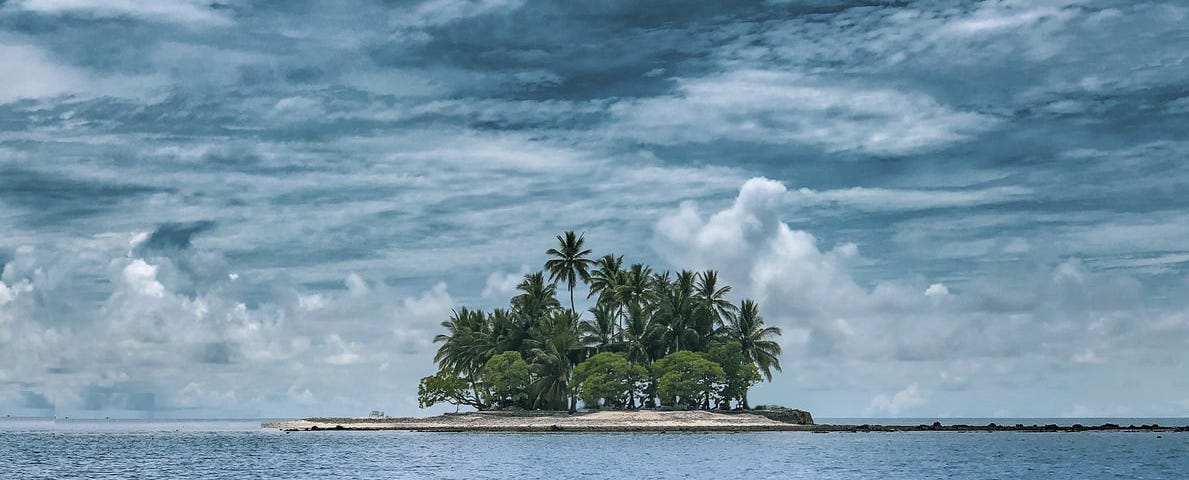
<box><xmin>0</xmin><ymin>0</ymin><xmax>1187</xmax><ymax>419</ymax></box>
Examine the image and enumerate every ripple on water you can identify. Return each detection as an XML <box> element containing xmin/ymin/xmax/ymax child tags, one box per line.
<box><xmin>0</xmin><ymin>426</ymin><xmax>1186</xmax><ymax>479</ymax></box>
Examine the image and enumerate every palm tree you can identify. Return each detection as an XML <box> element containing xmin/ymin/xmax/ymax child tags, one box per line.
<box><xmin>545</xmin><ymin>231</ymin><xmax>595</xmax><ymax>315</ymax></box>
<box><xmin>527</xmin><ymin>310</ymin><xmax>585</xmax><ymax>411</ymax></box>
<box><xmin>650</xmin><ymin>270</ymin><xmax>671</xmax><ymax>292</ymax></box>
<box><xmin>512</xmin><ymin>272</ymin><xmax>561</xmax><ymax>332</ymax></box>
<box><xmin>580</xmin><ymin>303</ymin><xmax>618</xmax><ymax>352</ymax></box>
<box><xmin>731</xmin><ymin>299</ymin><xmax>783</xmax><ymax>409</ymax></box>
<box><xmin>433</xmin><ymin>307</ymin><xmax>493</xmax><ymax>406</ymax></box>
<box><xmin>587</xmin><ymin>254</ymin><xmax>624</xmax><ymax>303</ymax></box>
<box><xmin>620</xmin><ymin>300</ymin><xmax>661</xmax><ymax>408</ymax></box>
<box><xmin>588</xmin><ymin>254</ymin><xmax>624</xmax><ymax>336</ymax></box>
<box><xmin>433</xmin><ymin>307</ymin><xmax>487</xmax><ymax>376</ymax></box>
<box><xmin>655</xmin><ymin>271</ymin><xmax>701</xmax><ymax>353</ymax></box>
<box><xmin>486</xmin><ymin>308</ymin><xmax>526</xmax><ymax>356</ymax></box>
<box><xmin>621</xmin><ymin>303</ymin><xmax>652</xmax><ymax>365</ymax></box>
<box><xmin>617</xmin><ymin>263</ymin><xmax>656</xmax><ymax>311</ymax></box>
<box><xmin>696</xmin><ymin>270</ymin><xmax>736</xmax><ymax>333</ymax></box>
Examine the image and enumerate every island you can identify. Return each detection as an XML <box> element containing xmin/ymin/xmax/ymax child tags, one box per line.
<box><xmin>414</xmin><ymin>231</ymin><xmax>783</xmax><ymax>415</ymax></box>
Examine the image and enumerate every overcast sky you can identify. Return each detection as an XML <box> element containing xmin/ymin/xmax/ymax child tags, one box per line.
<box><xmin>1</xmin><ymin>0</ymin><xmax>1187</xmax><ymax>419</ymax></box>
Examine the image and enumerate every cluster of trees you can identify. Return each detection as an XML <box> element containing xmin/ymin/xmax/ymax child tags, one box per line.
<box><xmin>419</xmin><ymin>231</ymin><xmax>783</xmax><ymax>411</ymax></box>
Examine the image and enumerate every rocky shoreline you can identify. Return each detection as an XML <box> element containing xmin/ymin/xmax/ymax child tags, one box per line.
<box><xmin>262</xmin><ymin>410</ymin><xmax>1188</xmax><ymax>433</ymax></box>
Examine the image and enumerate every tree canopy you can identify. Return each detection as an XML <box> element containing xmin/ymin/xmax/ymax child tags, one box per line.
<box><xmin>419</xmin><ymin>231</ymin><xmax>784</xmax><ymax>411</ymax></box>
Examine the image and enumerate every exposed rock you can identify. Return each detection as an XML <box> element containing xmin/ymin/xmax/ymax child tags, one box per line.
<box><xmin>747</xmin><ymin>406</ymin><xmax>814</xmax><ymax>425</ymax></box>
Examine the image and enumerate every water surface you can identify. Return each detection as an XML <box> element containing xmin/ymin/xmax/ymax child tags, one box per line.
<box><xmin>2</xmin><ymin>419</ymin><xmax>1185</xmax><ymax>479</ymax></box>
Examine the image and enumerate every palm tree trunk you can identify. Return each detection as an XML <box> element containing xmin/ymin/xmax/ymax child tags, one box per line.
<box><xmin>614</xmin><ymin>305</ymin><xmax>620</xmax><ymax>341</ymax></box>
<box><xmin>569</xmin><ymin>286</ymin><xmax>576</xmax><ymax>315</ymax></box>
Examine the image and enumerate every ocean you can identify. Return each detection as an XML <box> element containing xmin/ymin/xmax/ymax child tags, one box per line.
<box><xmin>2</xmin><ymin>418</ymin><xmax>1186</xmax><ymax>479</ymax></box>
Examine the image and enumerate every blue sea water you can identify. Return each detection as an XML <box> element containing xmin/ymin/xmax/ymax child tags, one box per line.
<box><xmin>1</xmin><ymin>418</ymin><xmax>1186</xmax><ymax>479</ymax></box>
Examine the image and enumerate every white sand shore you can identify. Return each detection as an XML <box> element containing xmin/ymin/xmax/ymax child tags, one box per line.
<box><xmin>263</xmin><ymin>410</ymin><xmax>813</xmax><ymax>432</ymax></box>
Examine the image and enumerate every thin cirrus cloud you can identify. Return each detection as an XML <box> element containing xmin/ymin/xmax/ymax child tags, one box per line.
<box><xmin>5</xmin><ymin>0</ymin><xmax>233</xmax><ymax>25</ymax></box>
<box><xmin>610</xmin><ymin>70</ymin><xmax>998</xmax><ymax>155</ymax></box>
<box><xmin>788</xmin><ymin>185</ymin><xmax>1032</xmax><ymax>212</ymax></box>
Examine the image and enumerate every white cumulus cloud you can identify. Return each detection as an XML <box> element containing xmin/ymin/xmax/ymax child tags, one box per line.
<box><xmin>866</xmin><ymin>383</ymin><xmax>929</xmax><ymax>416</ymax></box>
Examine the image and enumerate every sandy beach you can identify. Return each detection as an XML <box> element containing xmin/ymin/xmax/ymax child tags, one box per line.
<box><xmin>263</xmin><ymin>410</ymin><xmax>813</xmax><ymax>432</ymax></box>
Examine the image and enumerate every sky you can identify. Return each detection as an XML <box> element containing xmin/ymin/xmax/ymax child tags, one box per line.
<box><xmin>0</xmin><ymin>0</ymin><xmax>1186</xmax><ymax>419</ymax></box>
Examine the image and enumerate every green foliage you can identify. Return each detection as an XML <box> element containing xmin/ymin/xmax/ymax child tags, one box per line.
<box><xmin>418</xmin><ymin>368</ymin><xmax>485</xmax><ymax>410</ymax></box>
<box><xmin>545</xmin><ymin>231</ymin><xmax>595</xmax><ymax>314</ymax></box>
<box><xmin>695</xmin><ymin>270</ymin><xmax>736</xmax><ymax>332</ymax></box>
<box><xmin>512</xmin><ymin>272</ymin><xmax>561</xmax><ymax>329</ymax></box>
<box><xmin>580</xmin><ymin>303</ymin><xmax>618</xmax><ymax>350</ymax></box>
<box><xmin>432</xmin><ymin>307</ymin><xmax>491</xmax><ymax>378</ymax></box>
<box><xmin>481</xmin><ymin>351</ymin><xmax>531</xmax><ymax>408</ymax></box>
<box><xmin>527</xmin><ymin>310</ymin><xmax>584</xmax><ymax>411</ymax></box>
<box><xmin>573</xmin><ymin>352</ymin><xmax>648</xmax><ymax>408</ymax></box>
<box><xmin>730</xmin><ymin>300</ymin><xmax>783</xmax><ymax>382</ymax></box>
<box><xmin>705</xmin><ymin>341</ymin><xmax>761</xmax><ymax>408</ymax></box>
<box><xmin>587</xmin><ymin>254</ymin><xmax>623</xmax><ymax>304</ymax></box>
<box><xmin>422</xmin><ymin>232</ymin><xmax>784</xmax><ymax>411</ymax></box>
<box><xmin>652</xmin><ymin>351</ymin><xmax>725</xmax><ymax>408</ymax></box>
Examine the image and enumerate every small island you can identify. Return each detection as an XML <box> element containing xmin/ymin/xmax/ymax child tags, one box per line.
<box><xmin>417</xmin><ymin>231</ymin><xmax>785</xmax><ymax>415</ymax></box>
<box><xmin>269</xmin><ymin>231</ymin><xmax>804</xmax><ymax>431</ymax></box>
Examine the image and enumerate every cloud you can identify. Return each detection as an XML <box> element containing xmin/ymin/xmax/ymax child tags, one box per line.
<box><xmin>0</xmin><ymin>41</ymin><xmax>167</xmax><ymax>105</ymax></box>
<box><xmin>788</xmin><ymin>186</ymin><xmax>1031</xmax><ymax>211</ymax></box>
<box><xmin>0</xmin><ymin>44</ymin><xmax>87</xmax><ymax>103</ymax></box>
<box><xmin>323</xmin><ymin>334</ymin><xmax>363</xmax><ymax>366</ymax></box>
<box><xmin>1071</xmin><ymin>349</ymin><xmax>1103</xmax><ymax>365</ymax></box>
<box><xmin>866</xmin><ymin>383</ymin><xmax>928</xmax><ymax>416</ymax></box>
<box><xmin>394</xmin><ymin>0</ymin><xmax>526</xmax><ymax>29</ymax></box>
<box><xmin>344</xmin><ymin>273</ymin><xmax>369</xmax><ymax>297</ymax></box>
<box><xmin>121</xmin><ymin>259</ymin><xmax>167</xmax><ymax>298</ymax></box>
<box><xmin>287</xmin><ymin>385</ymin><xmax>315</xmax><ymax>406</ymax></box>
<box><xmin>612</xmin><ymin>70</ymin><xmax>997</xmax><ymax>155</ymax></box>
<box><xmin>0</xmin><ymin>234</ymin><xmax>462</xmax><ymax>417</ymax></box>
<box><xmin>391</xmin><ymin>282</ymin><xmax>455</xmax><ymax>355</ymax></box>
<box><xmin>653</xmin><ymin>177</ymin><xmax>875</xmax><ymax>318</ymax></box>
<box><xmin>939</xmin><ymin>1</ymin><xmax>1078</xmax><ymax>38</ymax></box>
<box><xmin>134</xmin><ymin>221</ymin><xmax>215</xmax><ymax>255</ymax></box>
<box><xmin>924</xmin><ymin>283</ymin><xmax>950</xmax><ymax>298</ymax></box>
<box><xmin>481</xmin><ymin>266</ymin><xmax>530</xmax><ymax>300</ymax></box>
<box><xmin>7</xmin><ymin>0</ymin><xmax>233</xmax><ymax>26</ymax></box>
<box><xmin>652</xmin><ymin>177</ymin><xmax>1176</xmax><ymax>367</ymax></box>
